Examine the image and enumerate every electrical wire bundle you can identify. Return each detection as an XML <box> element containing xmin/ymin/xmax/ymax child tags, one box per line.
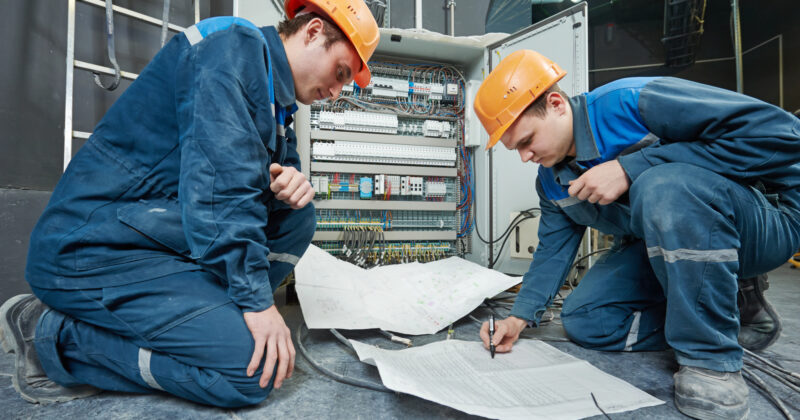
<box><xmin>472</xmin><ymin>206</ymin><xmax>541</xmax><ymax>269</ymax></box>
<box><xmin>340</xmin><ymin>226</ymin><xmax>385</xmax><ymax>268</ymax></box>
<box><xmin>741</xmin><ymin>349</ymin><xmax>800</xmax><ymax>419</ymax></box>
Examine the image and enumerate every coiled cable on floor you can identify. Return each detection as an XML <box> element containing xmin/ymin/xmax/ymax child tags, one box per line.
<box><xmin>295</xmin><ymin>322</ymin><xmax>392</xmax><ymax>393</ymax></box>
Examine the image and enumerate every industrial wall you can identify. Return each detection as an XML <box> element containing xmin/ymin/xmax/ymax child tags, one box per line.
<box><xmin>0</xmin><ymin>0</ymin><xmax>231</xmax><ymax>302</ymax></box>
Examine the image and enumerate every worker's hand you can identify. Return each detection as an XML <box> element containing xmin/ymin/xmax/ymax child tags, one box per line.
<box><xmin>567</xmin><ymin>159</ymin><xmax>631</xmax><ymax>205</ymax></box>
<box><xmin>243</xmin><ymin>305</ymin><xmax>295</xmax><ymax>389</ymax></box>
<box><xmin>269</xmin><ymin>163</ymin><xmax>314</xmax><ymax>209</ymax></box>
<box><xmin>480</xmin><ymin>316</ymin><xmax>528</xmax><ymax>353</ymax></box>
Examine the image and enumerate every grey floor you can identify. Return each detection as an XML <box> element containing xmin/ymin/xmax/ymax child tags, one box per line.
<box><xmin>2</xmin><ymin>265</ymin><xmax>799</xmax><ymax>419</ymax></box>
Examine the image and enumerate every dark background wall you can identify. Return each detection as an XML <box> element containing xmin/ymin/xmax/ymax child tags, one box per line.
<box><xmin>0</xmin><ymin>0</ymin><xmax>230</xmax><ymax>301</ymax></box>
<box><xmin>1</xmin><ymin>0</ymin><xmax>798</xmax><ymax>302</ymax></box>
<box><xmin>388</xmin><ymin>0</ymin><xmax>491</xmax><ymax>36</ymax></box>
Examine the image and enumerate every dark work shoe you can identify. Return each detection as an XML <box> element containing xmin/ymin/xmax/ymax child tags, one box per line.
<box><xmin>674</xmin><ymin>366</ymin><xmax>749</xmax><ymax>420</ymax></box>
<box><xmin>738</xmin><ymin>274</ymin><xmax>782</xmax><ymax>351</ymax></box>
<box><xmin>0</xmin><ymin>294</ymin><xmax>100</xmax><ymax>404</ymax></box>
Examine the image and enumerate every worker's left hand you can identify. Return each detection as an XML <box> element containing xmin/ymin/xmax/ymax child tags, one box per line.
<box><xmin>269</xmin><ymin>164</ymin><xmax>314</xmax><ymax>209</ymax></box>
<box><xmin>567</xmin><ymin>160</ymin><xmax>631</xmax><ymax>205</ymax></box>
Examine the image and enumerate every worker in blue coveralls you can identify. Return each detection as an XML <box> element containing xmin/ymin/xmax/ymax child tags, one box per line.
<box><xmin>474</xmin><ymin>50</ymin><xmax>800</xmax><ymax>420</ymax></box>
<box><xmin>0</xmin><ymin>0</ymin><xmax>379</xmax><ymax>408</ymax></box>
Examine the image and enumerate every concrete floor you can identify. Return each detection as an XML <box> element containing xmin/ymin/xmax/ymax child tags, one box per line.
<box><xmin>2</xmin><ymin>264</ymin><xmax>799</xmax><ymax>419</ymax></box>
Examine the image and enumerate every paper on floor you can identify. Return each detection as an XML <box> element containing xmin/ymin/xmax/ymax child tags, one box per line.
<box><xmin>350</xmin><ymin>339</ymin><xmax>663</xmax><ymax>420</ymax></box>
<box><xmin>294</xmin><ymin>244</ymin><xmax>521</xmax><ymax>335</ymax></box>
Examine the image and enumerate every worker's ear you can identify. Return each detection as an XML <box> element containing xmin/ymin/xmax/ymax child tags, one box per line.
<box><xmin>303</xmin><ymin>17</ymin><xmax>325</xmax><ymax>46</ymax></box>
<box><xmin>546</xmin><ymin>92</ymin><xmax>568</xmax><ymax>116</ymax></box>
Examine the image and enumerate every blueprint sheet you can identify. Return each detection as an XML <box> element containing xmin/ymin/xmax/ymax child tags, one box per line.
<box><xmin>294</xmin><ymin>244</ymin><xmax>521</xmax><ymax>335</ymax></box>
<box><xmin>351</xmin><ymin>339</ymin><xmax>664</xmax><ymax>420</ymax></box>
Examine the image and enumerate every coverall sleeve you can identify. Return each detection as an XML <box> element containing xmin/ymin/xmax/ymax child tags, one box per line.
<box><xmin>283</xmin><ymin>124</ymin><xmax>302</xmax><ymax>171</ymax></box>
<box><xmin>510</xmin><ymin>180</ymin><xmax>586</xmax><ymax>325</ymax></box>
<box><xmin>617</xmin><ymin>77</ymin><xmax>800</xmax><ymax>189</ymax></box>
<box><xmin>175</xmin><ymin>28</ymin><xmax>277</xmax><ymax>312</ymax></box>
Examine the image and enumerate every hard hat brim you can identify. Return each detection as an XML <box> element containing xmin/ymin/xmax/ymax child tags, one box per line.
<box><xmin>485</xmin><ymin>118</ymin><xmax>513</xmax><ymax>150</ymax></box>
<box><xmin>353</xmin><ymin>59</ymin><xmax>372</xmax><ymax>88</ymax></box>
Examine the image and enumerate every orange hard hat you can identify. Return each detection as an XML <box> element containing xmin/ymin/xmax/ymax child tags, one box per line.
<box><xmin>285</xmin><ymin>0</ymin><xmax>380</xmax><ymax>88</ymax></box>
<box><xmin>474</xmin><ymin>50</ymin><xmax>566</xmax><ymax>150</ymax></box>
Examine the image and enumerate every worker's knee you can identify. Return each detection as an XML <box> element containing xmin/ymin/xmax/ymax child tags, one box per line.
<box><xmin>629</xmin><ymin>163</ymin><xmax>720</xmax><ymax>233</ymax></box>
<box><xmin>561</xmin><ymin>305</ymin><xmax>627</xmax><ymax>350</ymax></box>
<box><xmin>203</xmin><ymin>362</ymin><xmax>278</xmax><ymax>408</ymax></box>
<box><xmin>293</xmin><ymin>203</ymin><xmax>317</xmax><ymax>244</ymax></box>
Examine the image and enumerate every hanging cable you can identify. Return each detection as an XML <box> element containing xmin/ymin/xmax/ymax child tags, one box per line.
<box><xmin>93</xmin><ymin>0</ymin><xmax>121</xmax><ymax>91</ymax></box>
<box><xmin>160</xmin><ymin>0</ymin><xmax>171</xmax><ymax>47</ymax></box>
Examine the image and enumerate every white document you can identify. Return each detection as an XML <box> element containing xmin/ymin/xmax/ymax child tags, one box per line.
<box><xmin>294</xmin><ymin>244</ymin><xmax>521</xmax><ymax>335</ymax></box>
<box><xmin>350</xmin><ymin>339</ymin><xmax>663</xmax><ymax>420</ymax></box>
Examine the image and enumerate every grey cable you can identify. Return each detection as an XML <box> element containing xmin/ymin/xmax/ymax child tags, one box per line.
<box><xmin>160</xmin><ymin>0</ymin><xmax>171</xmax><ymax>47</ymax></box>
<box><xmin>295</xmin><ymin>323</ymin><xmax>392</xmax><ymax>393</ymax></box>
<box><xmin>742</xmin><ymin>367</ymin><xmax>794</xmax><ymax>420</ymax></box>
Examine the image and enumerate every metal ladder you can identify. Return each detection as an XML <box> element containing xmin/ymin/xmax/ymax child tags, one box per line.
<box><xmin>63</xmin><ymin>0</ymin><xmax>200</xmax><ymax>171</ymax></box>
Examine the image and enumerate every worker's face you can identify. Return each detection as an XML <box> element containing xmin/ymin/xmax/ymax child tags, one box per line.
<box><xmin>499</xmin><ymin>92</ymin><xmax>575</xmax><ymax>168</ymax></box>
<box><xmin>289</xmin><ymin>18</ymin><xmax>361</xmax><ymax>105</ymax></box>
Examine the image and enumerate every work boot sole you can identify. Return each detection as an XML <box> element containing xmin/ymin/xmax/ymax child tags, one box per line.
<box><xmin>675</xmin><ymin>392</ymin><xmax>749</xmax><ymax>420</ymax></box>
<box><xmin>0</xmin><ymin>294</ymin><xmax>101</xmax><ymax>404</ymax></box>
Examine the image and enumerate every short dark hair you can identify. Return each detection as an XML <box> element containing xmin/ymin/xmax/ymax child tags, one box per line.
<box><xmin>523</xmin><ymin>84</ymin><xmax>567</xmax><ymax>118</ymax></box>
<box><xmin>277</xmin><ymin>13</ymin><xmax>348</xmax><ymax>50</ymax></box>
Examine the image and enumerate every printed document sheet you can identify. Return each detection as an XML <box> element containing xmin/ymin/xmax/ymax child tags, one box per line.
<box><xmin>294</xmin><ymin>244</ymin><xmax>521</xmax><ymax>335</ymax></box>
<box><xmin>350</xmin><ymin>339</ymin><xmax>663</xmax><ymax>420</ymax></box>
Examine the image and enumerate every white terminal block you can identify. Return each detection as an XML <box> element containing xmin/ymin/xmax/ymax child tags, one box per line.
<box><xmin>370</xmin><ymin>76</ymin><xmax>410</xmax><ymax>98</ymax></box>
<box><xmin>423</xmin><ymin>120</ymin><xmax>451</xmax><ymax>138</ymax></box>
<box><xmin>430</xmin><ymin>84</ymin><xmax>444</xmax><ymax>100</ymax></box>
<box><xmin>400</xmin><ymin>176</ymin><xmax>409</xmax><ymax>195</ymax></box>
<box><xmin>317</xmin><ymin>110</ymin><xmax>398</xmax><ymax>134</ymax></box>
<box><xmin>342</xmin><ymin>82</ymin><xmax>354</xmax><ymax>93</ymax></box>
<box><xmin>407</xmin><ymin>177</ymin><xmax>424</xmax><ymax>195</ymax></box>
<box><xmin>312</xmin><ymin>141</ymin><xmax>457</xmax><ymax>167</ymax></box>
<box><xmin>411</xmin><ymin>82</ymin><xmax>431</xmax><ymax>96</ymax></box>
<box><xmin>386</xmin><ymin>175</ymin><xmax>401</xmax><ymax>195</ymax></box>
<box><xmin>374</xmin><ymin>174</ymin><xmax>385</xmax><ymax>195</ymax></box>
<box><xmin>319</xmin><ymin>176</ymin><xmax>329</xmax><ymax>194</ymax></box>
<box><xmin>425</xmin><ymin>181</ymin><xmax>447</xmax><ymax>197</ymax></box>
<box><xmin>311</xmin><ymin>176</ymin><xmax>321</xmax><ymax>194</ymax></box>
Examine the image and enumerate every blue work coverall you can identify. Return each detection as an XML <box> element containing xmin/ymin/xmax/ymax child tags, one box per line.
<box><xmin>25</xmin><ymin>18</ymin><xmax>315</xmax><ymax>407</ymax></box>
<box><xmin>509</xmin><ymin>77</ymin><xmax>800</xmax><ymax>372</ymax></box>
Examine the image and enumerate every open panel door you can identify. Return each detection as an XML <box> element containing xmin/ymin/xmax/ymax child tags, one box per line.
<box><xmin>478</xmin><ymin>2</ymin><xmax>589</xmax><ymax>274</ymax></box>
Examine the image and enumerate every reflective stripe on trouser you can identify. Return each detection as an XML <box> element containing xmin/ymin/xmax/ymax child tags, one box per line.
<box><xmin>30</xmin><ymin>204</ymin><xmax>316</xmax><ymax>407</ymax></box>
<box><xmin>562</xmin><ymin>163</ymin><xmax>800</xmax><ymax>372</ymax></box>
<box><xmin>628</xmin><ymin>163</ymin><xmax>800</xmax><ymax>372</ymax></box>
<box><xmin>561</xmin><ymin>240</ymin><xmax>668</xmax><ymax>353</ymax></box>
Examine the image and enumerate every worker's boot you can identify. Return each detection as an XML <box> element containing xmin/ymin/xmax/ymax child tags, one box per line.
<box><xmin>737</xmin><ymin>274</ymin><xmax>781</xmax><ymax>351</ymax></box>
<box><xmin>0</xmin><ymin>294</ymin><xmax>100</xmax><ymax>404</ymax></box>
<box><xmin>674</xmin><ymin>366</ymin><xmax>749</xmax><ymax>420</ymax></box>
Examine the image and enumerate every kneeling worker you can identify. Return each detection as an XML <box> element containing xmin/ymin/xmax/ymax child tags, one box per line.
<box><xmin>475</xmin><ymin>50</ymin><xmax>800</xmax><ymax>420</ymax></box>
<box><xmin>1</xmin><ymin>0</ymin><xmax>378</xmax><ymax>408</ymax></box>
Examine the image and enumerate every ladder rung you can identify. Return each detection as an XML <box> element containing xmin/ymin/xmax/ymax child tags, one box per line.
<box><xmin>74</xmin><ymin>60</ymin><xmax>138</xmax><ymax>80</ymax></box>
<box><xmin>73</xmin><ymin>131</ymin><xmax>92</xmax><ymax>139</ymax></box>
<box><xmin>79</xmin><ymin>0</ymin><xmax>186</xmax><ymax>32</ymax></box>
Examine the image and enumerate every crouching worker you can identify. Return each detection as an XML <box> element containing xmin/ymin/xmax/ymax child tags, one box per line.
<box><xmin>474</xmin><ymin>50</ymin><xmax>800</xmax><ymax>420</ymax></box>
<box><xmin>0</xmin><ymin>0</ymin><xmax>378</xmax><ymax>407</ymax></box>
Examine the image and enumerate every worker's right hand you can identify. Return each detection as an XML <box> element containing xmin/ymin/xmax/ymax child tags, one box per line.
<box><xmin>479</xmin><ymin>316</ymin><xmax>528</xmax><ymax>353</ymax></box>
<box><xmin>242</xmin><ymin>305</ymin><xmax>295</xmax><ymax>389</ymax></box>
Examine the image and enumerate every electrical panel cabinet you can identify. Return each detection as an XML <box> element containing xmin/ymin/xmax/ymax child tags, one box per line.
<box><xmin>291</xmin><ymin>3</ymin><xmax>589</xmax><ymax>272</ymax></box>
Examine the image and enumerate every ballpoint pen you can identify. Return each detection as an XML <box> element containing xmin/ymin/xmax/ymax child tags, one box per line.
<box><xmin>489</xmin><ymin>314</ymin><xmax>496</xmax><ymax>359</ymax></box>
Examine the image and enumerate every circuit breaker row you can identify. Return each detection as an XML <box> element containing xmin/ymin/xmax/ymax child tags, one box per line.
<box><xmin>315</xmin><ymin>110</ymin><xmax>453</xmax><ymax>138</ymax></box>
<box><xmin>311</xmin><ymin>141</ymin><xmax>457</xmax><ymax>167</ymax></box>
<box><xmin>341</xmin><ymin>75</ymin><xmax>460</xmax><ymax>102</ymax></box>
<box><xmin>310</xmin><ymin>173</ymin><xmax>450</xmax><ymax>200</ymax></box>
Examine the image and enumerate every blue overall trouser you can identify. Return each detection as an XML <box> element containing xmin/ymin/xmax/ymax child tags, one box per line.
<box><xmin>560</xmin><ymin>163</ymin><xmax>800</xmax><ymax>372</ymax></box>
<box><xmin>30</xmin><ymin>205</ymin><xmax>315</xmax><ymax>408</ymax></box>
